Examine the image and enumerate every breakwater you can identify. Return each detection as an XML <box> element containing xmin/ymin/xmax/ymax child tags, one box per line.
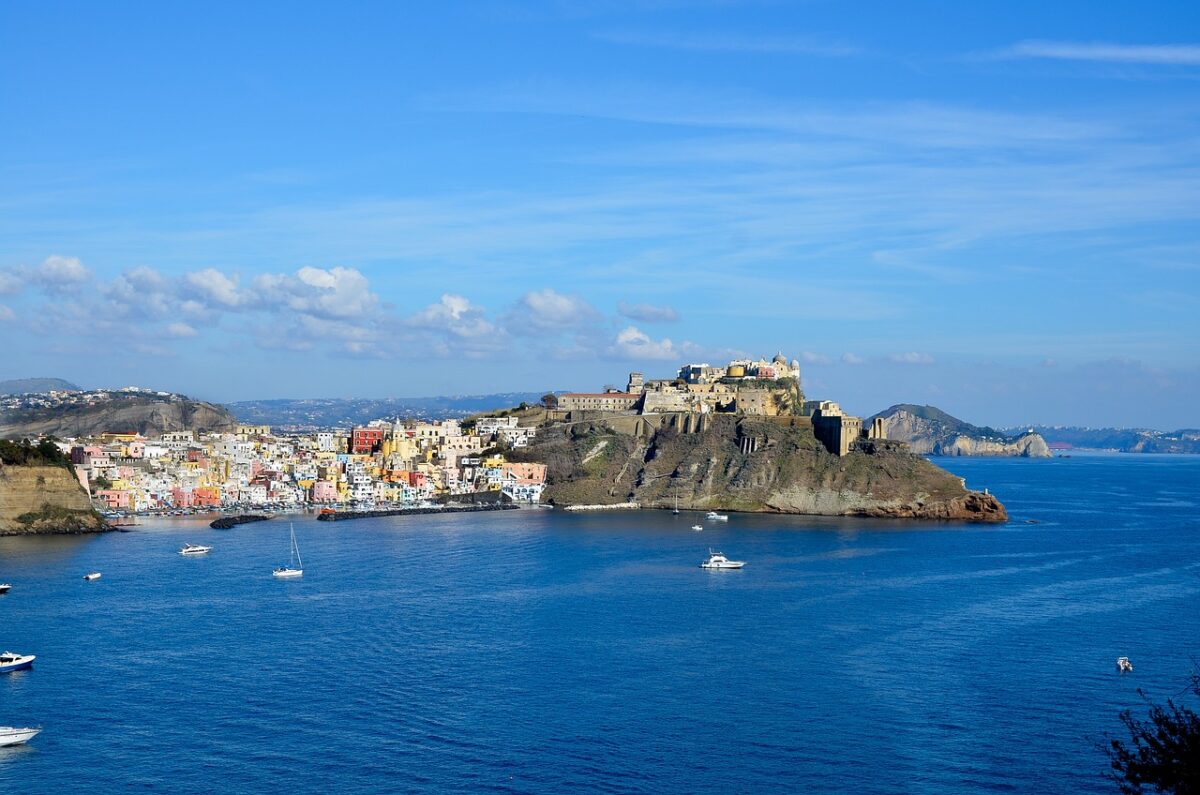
<box><xmin>209</xmin><ymin>514</ymin><xmax>272</xmax><ymax>529</ymax></box>
<box><xmin>317</xmin><ymin>503</ymin><xmax>520</xmax><ymax>522</ymax></box>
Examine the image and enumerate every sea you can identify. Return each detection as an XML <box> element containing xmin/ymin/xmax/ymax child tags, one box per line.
<box><xmin>1</xmin><ymin>452</ymin><xmax>1198</xmax><ymax>793</ymax></box>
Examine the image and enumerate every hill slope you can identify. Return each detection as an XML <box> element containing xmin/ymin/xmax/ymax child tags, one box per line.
<box><xmin>871</xmin><ymin>404</ymin><xmax>1050</xmax><ymax>457</ymax></box>
<box><xmin>228</xmin><ymin>393</ymin><xmax>552</xmax><ymax>427</ymax></box>
<box><xmin>0</xmin><ymin>394</ymin><xmax>237</xmax><ymax>438</ymax></box>
<box><xmin>510</xmin><ymin>414</ymin><xmax>1006</xmax><ymax>522</ymax></box>
<box><xmin>0</xmin><ymin>377</ymin><xmax>81</xmax><ymax>395</ymax></box>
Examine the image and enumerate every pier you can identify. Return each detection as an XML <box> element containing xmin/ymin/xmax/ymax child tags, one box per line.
<box><xmin>316</xmin><ymin>503</ymin><xmax>520</xmax><ymax>522</ymax></box>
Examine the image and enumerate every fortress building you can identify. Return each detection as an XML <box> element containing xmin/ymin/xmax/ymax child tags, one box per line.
<box><xmin>556</xmin><ymin>351</ymin><xmax>883</xmax><ymax>457</ymax></box>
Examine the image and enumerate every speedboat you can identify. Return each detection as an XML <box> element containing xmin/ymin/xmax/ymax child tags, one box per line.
<box><xmin>705</xmin><ymin>511</ymin><xmax>729</xmax><ymax>522</ymax></box>
<box><xmin>700</xmin><ymin>549</ymin><xmax>745</xmax><ymax>570</ymax></box>
<box><xmin>0</xmin><ymin>584</ymin><xmax>10</xmax><ymax>595</ymax></box>
<box><xmin>0</xmin><ymin>652</ymin><xmax>35</xmax><ymax>673</ymax></box>
<box><xmin>83</xmin><ymin>572</ymin><xmax>101</xmax><ymax>581</ymax></box>
<box><xmin>1117</xmin><ymin>656</ymin><xmax>1133</xmax><ymax>672</ymax></box>
<box><xmin>691</xmin><ymin>524</ymin><xmax>704</xmax><ymax>532</ymax></box>
<box><xmin>0</xmin><ymin>726</ymin><xmax>41</xmax><ymax>747</ymax></box>
<box><xmin>178</xmin><ymin>544</ymin><xmax>212</xmax><ymax>556</ymax></box>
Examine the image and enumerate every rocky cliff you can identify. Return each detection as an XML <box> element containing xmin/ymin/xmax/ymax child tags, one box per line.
<box><xmin>511</xmin><ymin>414</ymin><xmax>1006</xmax><ymax>522</ymax></box>
<box><xmin>872</xmin><ymin>404</ymin><xmax>1051</xmax><ymax>458</ymax></box>
<box><xmin>0</xmin><ymin>395</ymin><xmax>236</xmax><ymax>439</ymax></box>
<box><xmin>0</xmin><ymin>464</ymin><xmax>109</xmax><ymax>535</ymax></box>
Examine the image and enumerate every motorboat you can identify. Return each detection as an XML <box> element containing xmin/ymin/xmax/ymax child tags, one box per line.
<box><xmin>691</xmin><ymin>524</ymin><xmax>704</xmax><ymax>532</ymax></box>
<box><xmin>273</xmin><ymin>524</ymin><xmax>304</xmax><ymax>578</ymax></box>
<box><xmin>0</xmin><ymin>652</ymin><xmax>35</xmax><ymax>673</ymax></box>
<box><xmin>178</xmin><ymin>544</ymin><xmax>212</xmax><ymax>556</ymax></box>
<box><xmin>0</xmin><ymin>726</ymin><xmax>40</xmax><ymax>747</ymax></box>
<box><xmin>83</xmin><ymin>572</ymin><xmax>101</xmax><ymax>581</ymax></box>
<box><xmin>700</xmin><ymin>549</ymin><xmax>745</xmax><ymax>570</ymax></box>
<box><xmin>0</xmin><ymin>584</ymin><xmax>10</xmax><ymax>595</ymax></box>
<box><xmin>1117</xmin><ymin>656</ymin><xmax>1133</xmax><ymax>673</ymax></box>
<box><xmin>706</xmin><ymin>512</ymin><xmax>729</xmax><ymax>522</ymax></box>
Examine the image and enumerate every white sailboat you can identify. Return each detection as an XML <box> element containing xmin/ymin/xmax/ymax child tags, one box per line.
<box><xmin>273</xmin><ymin>524</ymin><xmax>303</xmax><ymax>578</ymax></box>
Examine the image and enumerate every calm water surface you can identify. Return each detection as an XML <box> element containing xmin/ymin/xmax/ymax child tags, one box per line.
<box><xmin>2</xmin><ymin>453</ymin><xmax>1198</xmax><ymax>793</ymax></box>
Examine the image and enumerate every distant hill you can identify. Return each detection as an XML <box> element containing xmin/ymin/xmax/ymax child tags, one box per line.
<box><xmin>871</xmin><ymin>404</ymin><xmax>1051</xmax><ymax>457</ymax></box>
<box><xmin>227</xmin><ymin>392</ymin><xmax>553</xmax><ymax>429</ymax></box>
<box><xmin>0</xmin><ymin>377</ymin><xmax>81</xmax><ymax>395</ymax></box>
<box><xmin>0</xmin><ymin>392</ymin><xmax>237</xmax><ymax>439</ymax></box>
<box><xmin>1023</xmin><ymin>426</ymin><xmax>1200</xmax><ymax>454</ymax></box>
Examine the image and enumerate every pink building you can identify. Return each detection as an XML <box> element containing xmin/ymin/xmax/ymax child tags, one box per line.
<box><xmin>501</xmin><ymin>462</ymin><xmax>547</xmax><ymax>485</ymax></box>
<box><xmin>171</xmin><ymin>488</ymin><xmax>195</xmax><ymax>508</ymax></box>
<box><xmin>310</xmin><ymin>480</ymin><xmax>338</xmax><ymax>503</ymax></box>
<box><xmin>96</xmin><ymin>490</ymin><xmax>132</xmax><ymax>510</ymax></box>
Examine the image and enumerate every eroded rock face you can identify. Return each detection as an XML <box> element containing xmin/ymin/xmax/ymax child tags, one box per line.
<box><xmin>0</xmin><ymin>465</ymin><xmax>110</xmax><ymax>535</ymax></box>
<box><xmin>877</xmin><ymin>408</ymin><xmax>1051</xmax><ymax>458</ymax></box>
<box><xmin>512</xmin><ymin>415</ymin><xmax>1007</xmax><ymax>523</ymax></box>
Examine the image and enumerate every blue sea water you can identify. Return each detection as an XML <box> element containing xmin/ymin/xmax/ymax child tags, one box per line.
<box><xmin>1</xmin><ymin>453</ymin><xmax>1198</xmax><ymax>793</ymax></box>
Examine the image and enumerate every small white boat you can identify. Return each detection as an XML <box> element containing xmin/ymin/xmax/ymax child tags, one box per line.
<box><xmin>0</xmin><ymin>584</ymin><xmax>10</xmax><ymax>595</ymax></box>
<box><xmin>705</xmin><ymin>511</ymin><xmax>729</xmax><ymax>522</ymax></box>
<box><xmin>691</xmin><ymin>524</ymin><xmax>704</xmax><ymax>532</ymax></box>
<box><xmin>0</xmin><ymin>652</ymin><xmax>35</xmax><ymax>673</ymax></box>
<box><xmin>273</xmin><ymin>524</ymin><xmax>303</xmax><ymax>578</ymax></box>
<box><xmin>178</xmin><ymin>544</ymin><xmax>212</xmax><ymax>556</ymax></box>
<box><xmin>83</xmin><ymin>572</ymin><xmax>101</xmax><ymax>581</ymax></box>
<box><xmin>1117</xmin><ymin>656</ymin><xmax>1133</xmax><ymax>672</ymax></box>
<box><xmin>700</xmin><ymin>549</ymin><xmax>745</xmax><ymax>569</ymax></box>
<box><xmin>0</xmin><ymin>726</ymin><xmax>40</xmax><ymax>747</ymax></box>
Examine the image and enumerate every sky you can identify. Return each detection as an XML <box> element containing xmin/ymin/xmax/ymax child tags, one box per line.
<box><xmin>1</xmin><ymin>0</ymin><xmax>1198</xmax><ymax>428</ymax></box>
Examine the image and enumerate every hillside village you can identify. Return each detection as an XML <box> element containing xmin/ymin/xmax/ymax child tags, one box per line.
<box><xmin>0</xmin><ymin>353</ymin><xmax>892</xmax><ymax>515</ymax></box>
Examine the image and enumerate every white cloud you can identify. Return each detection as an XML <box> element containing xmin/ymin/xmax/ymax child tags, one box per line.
<box><xmin>166</xmin><ymin>322</ymin><xmax>198</xmax><ymax>338</ymax></box>
<box><xmin>406</xmin><ymin>294</ymin><xmax>496</xmax><ymax>339</ymax></box>
<box><xmin>32</xmin><ymin>255</ymin><xmax>90</xmax><ymax>294</ymax></box>
<box><xmin>841</xmin><ymin>353</ymin><xmax>865</xmax><ymax>365</ymax></box>
<box><xmin>0</xmin><ymin>271</ymin><xmax>22</xmax><ymax>295</ymax></box>
<box><xmin>184</xmin><ymin>268</ymin><xmax>244</xmax><ymax>308</ymax></box>
<box><xmin>594</xmin><ymin>30</ymin><xmax>861</xmax><ymax>57</ymax></box>
<box><xmin>1000</xmin><ymin>40</ymin><xmax>1200</xmax><ymax>66</ymax></box>
<box><xmin>799</xmin><ymin>351</ymin><xmax>832</xmax><ymax>365</ymax></box>
<box><xmin>617</xmin><ymin>300</ymin><xmax>680</xmax><ymax>323</ymax></box>
<box><xmin>506</xmin><ymin>288</ymin><xmax>600</xmax><ymax>335</ymax></box>
<box><xmin>0</xmin><ymin>305</ymin><xmax>14</xmax><ymax>322</ymax></box>
<box><xmin>889</xmin><ymin>352</ymin><xmax>935</xmax><ymax>365</ymax></box>
<box><xmin>608</xmin><ymin>326</ymin><xmax>683</xmax><ymax>360</ymax></box>
<box><xmin>254</xmin><ymin>266</ymin><xmax>379</xmax><ymax>320</ymax></box>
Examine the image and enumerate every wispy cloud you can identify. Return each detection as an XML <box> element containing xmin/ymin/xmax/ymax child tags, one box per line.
<box><xmin>594</xmin><ymin>30</ymin><xmax>861</xmax><ymax>57</ymax></box>
<box><xmin>997</xmin><ymin>40</ymin><xmax>1200</xmax><ymax>66</ymax></box>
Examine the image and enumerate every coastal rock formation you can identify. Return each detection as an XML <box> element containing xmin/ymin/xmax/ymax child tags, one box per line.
<box><xmin>0</xmin><ymin>464</ymin><xmax>109</xmax><ymax>535</ymax></box>
<box><xmin>0</xmin><ymin>395</ymin><xmax>236</xmax><ymax>439</ymax></box>
<box><xmin>872</xmin><ymin>404</ymin><xmax>1051</xmax><ymax>458</ymax></box>
<box><xmin>510</xmin><ymin>414</ymin><xmax>1006</xmax><ymax>522</ymax></box>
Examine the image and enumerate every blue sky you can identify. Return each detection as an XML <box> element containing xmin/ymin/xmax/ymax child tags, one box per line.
<box><xmin>1</xmin><ymin>1</ymin><xmax>1198</xmax><ymax>427</ymax></box>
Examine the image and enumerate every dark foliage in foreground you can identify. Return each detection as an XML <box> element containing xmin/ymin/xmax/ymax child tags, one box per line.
<box><xmin>0</xmin><ymin>438</ymin><xmax>71</xmax><ymax>468</ymax></box>
<box><xmin>1106</xmin><ymin>674</ymin><xmax>1200</xmax><ymax>794</ymax></box>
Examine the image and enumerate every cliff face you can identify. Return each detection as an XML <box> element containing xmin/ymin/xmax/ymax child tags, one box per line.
<box><xmin>0</xmin><ymin>464</ymin><xmax>109</xmax><ymax>535</ymax></box>
<box><xmin>513</xmin><ymin>415</ymin><xmax>1006</xmax><ymax>523</ymax></box>
<box><xmin>0</xmin><ymin>396</ymin><xmax>236</xmax><ymax>439</ymax></box>
<box><xmin>874</xmin><ymin>405</ymin><xmax>1051</xmax><ymax>458</ymax></box>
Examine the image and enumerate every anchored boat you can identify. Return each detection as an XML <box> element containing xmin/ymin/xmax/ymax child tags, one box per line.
<box><xmin>0</xmin><ymin>652</ymin><xmax>35</xmax><ymax>673</ymax></box>
<box><xmin>273</xmin><ymin>524</ymin><xmax>304</xmax><ymax>578</ymax></box>
<box><xmin>700</xmin><ymin>549</ymin><xmax>745</xmax><ymax>570</ymax></box>
<box><xmin>706</xmin><ymin>511</ymin><xmax>729</xmax><ymax>522</ymax></box>
<box><xmin>0</xmin><ymin>727</ymin><xmax>40</xmax><ymax>747</ymax></box>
